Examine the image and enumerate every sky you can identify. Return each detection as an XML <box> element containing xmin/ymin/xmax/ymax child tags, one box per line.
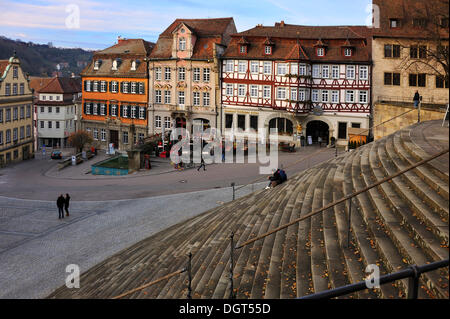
<box><xmin>0</xmin><ymin>0</ymin><xmax>373</xmax><ymax>50</ymax></box>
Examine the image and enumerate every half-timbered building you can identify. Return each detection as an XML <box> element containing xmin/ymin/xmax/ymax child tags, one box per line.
<box><xmin>221</xmin><ymin>22</ymin><xmax>372</xmax><ymax>146</ymax></box>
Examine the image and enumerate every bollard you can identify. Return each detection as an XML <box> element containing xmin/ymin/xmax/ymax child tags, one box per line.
<box><xmin>418</xmin><ymin>101</ymin><xmax>421</xmax><ymax>123</ymax></box>
<box><xmin>229</xmin><ymin>232</ymin><xmax>235</xmax><ymax>299</ymax></box>
<box><xmin>231</xmin><ymin>182</ymin><xmax>235</xmax><ymax>201</ymax></box>
<box><xmin>187</xmin><ymin>252</ymin><xmax>192</xmax><ymax>299</ymax></box>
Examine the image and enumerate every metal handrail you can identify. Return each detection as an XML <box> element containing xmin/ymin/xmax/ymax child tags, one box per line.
<box><xmin>235</xmin><ymin>147</ymin><xmax>449</xmax><ymax>249</ymax></box>
<box><xmin>299</xmin><ymin>259</ymin><xmax>449</xmax><ymax>299</ymax></box>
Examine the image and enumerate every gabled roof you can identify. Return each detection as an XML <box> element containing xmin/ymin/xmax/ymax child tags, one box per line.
<box><xmin>33</xmin><ymin>76</ymin><xmax>81</xmax><ymax>94</ymax></box>
<box><xmin>159</xmin><ymin>18</ymin><xmax>235</xmax><ymax>38</ymax></box>
<box><xmin>0</xmin><ymin>60</ymin><xmax>9</xmax><ymax>78</ymax></box>
<box><xmin>29</xmin><ymin>76</ymin><xmax>53</xmax><ymax>94</ymax></box>
<box><xmin>95</xmin><ymin>38</ymin><xmax>154</xmax><ymax>56</ymax></box>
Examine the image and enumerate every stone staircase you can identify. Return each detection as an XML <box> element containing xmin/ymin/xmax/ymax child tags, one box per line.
<box><xmin>48</xmin><ymin>120</ymin><xmax>449</xmax><ymax>299</ymax></box>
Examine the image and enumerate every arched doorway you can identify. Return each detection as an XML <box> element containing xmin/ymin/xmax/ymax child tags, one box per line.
<box><xmin>306</xmin><ymin>120</ymin><xmax>329</xmax><ymax>145</ymax></box>
<box><xmin>268</xmin><ymin>117</ymin><xmax>294</xmax><ymax>136</ymax></box>
<box><xmin>175</xmin><ymin>117</ymin><xmax>187</xmax><ymax>128</ymax></box>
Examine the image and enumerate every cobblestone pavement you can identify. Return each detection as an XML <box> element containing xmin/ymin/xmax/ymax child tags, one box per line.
<box><xmin>0</xmin><ymin>146</ymin><xmax>337</xmax><ymax>298</ymax></box>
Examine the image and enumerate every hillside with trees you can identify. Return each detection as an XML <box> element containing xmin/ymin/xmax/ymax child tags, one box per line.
<box><xmin>0</xmin><ymin>36</ymin><xmax>93</xmax><ymax>77</ymax></box>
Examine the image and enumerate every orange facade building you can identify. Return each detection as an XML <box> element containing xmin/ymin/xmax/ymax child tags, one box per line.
<box><xmin>81</xmin><ymin>38</ymin><xmax>154</xmax><ymax>151</ymax></box>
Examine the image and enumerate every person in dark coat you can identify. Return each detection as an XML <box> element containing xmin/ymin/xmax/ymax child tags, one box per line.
<box><xmin>57</xmin><ymin>194</ymin><xmax>65</xmax><ymax>219</ymax></box>
<box><xmin>413</xmin><ymin>90</ymin><xmax>420</xmax><ymax>108</ymax></box>
<box><xmin>64</xmin><ymin>193</ymin><xmax>70</xmax><ymax>217</ymax></box>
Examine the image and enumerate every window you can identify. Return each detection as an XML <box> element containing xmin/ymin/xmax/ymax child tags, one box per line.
<box><xmin>351</xmin><ymin>123</ymin><xmax>361</xmax><ymax>128</ymax></box>
<box><xmin>203</xmin><ymin>92</ymin><xmax>210</xmax><ymax>106</ymax></box>
<box><xmin>312</xmin><ymin>65</ymin><xmax>320</xmax><ymax>78</ymax></box>
<box><xmin>225</xmin><ymin>114</ymin><xmax>233</xmax><ymax>129</ymax></box>
<box><xmin>93</xmin><ymin>103</ymin><xmax>98</xmax><ymax>115</ymax></box>
<box><xmin>86</xmin><ymin>80</ymin><xmax>91</xmax><ymax>92</ymax></box>
<box><xmin>359</xmin><ymin>66</ymin><xmax>369</xmax><ymax>80</ymax></box>
<box><xmin>263</xmin><ymin>62</ymin><xmax>271</xmax><ymax>74</ymax></box>
<box><xmin>20</xmin><ymin>83</ymin><xmax>24</xmax><ymax>95</ymax></box>
<box><xmin>237</xmin><ymin>115</ymin><xmax>245</xmax><ymax>130</ymax></box>
<box><xmin>20</xmin><ymin>106</ymin><xmax>24</xmax><ymax>119</ymax></box>
<box><xmin>225</xmin><ymin>60</ymin><xmax>234</xmax><ymax>73</ymax></box>
<box><xmin>291</xmin><ymin>88</ymin><xmax>297</xmax><ymax>101</ymax></box>
<box><xmin>203</xmin><ymin>68</ymin><xmax>210</xmax><ymax>82</ymax></box>
<box><xmin>238</xmin><ymin>84</ymin><xmax>246</xmax><ymax>97</ymax></box>
<box><xmin>131</xmin><ymin>106</ymin><xmax>137</xmax><ymax>119</ymax></box>
<box><xmin>238</xmin><ymin>61</ymin><xmax>247</xmax><ymax>73</ymax></box>
<box><xmin>179</xmin><ymin>37</ymin><xmax>186</xmax><ymax>51</ymax></box>
<box><xmin>345</xmin><ymin>90</ymin><xmax>355</xmax><ymax>103</ymax></box>
<box><xmin>321</xmin><ymin>90</ymin><xmax>329</xmax><ymax>103</ymax></box>
<box><xmin>277</xmin><ymin>63</ymin><xmax>287</xmax><ymax>76</ymax></box>
<box><xmin>193</xmin><ymin>92</ymin><xmax>200</xmax><ymax>106</ymax></box>
<box><xmin>0</xmin><ymin>131</ymin><xmax>2</xmax><ymax>145</ymax></box>
<box><xmin>13</xmin><ymin>66</ymin><xmax>18</xmax><ymax>79</ymax></box>
<box><xmin>250</xmin><ymin>61</ymin><xmax>259</xmax><ymax>73</ymax></box>
<box><xmin>384</xmin><ymin>72</ymin><xmax>401</xmax><ymax>86</ymax></box>
<box><xmin>322</xmin><ymin>65</ymin><xmax>329</xmax><ymax>78</ymax></box>
<box><xmin>240</xmin><ymin>45</ymin><xmax>247</xmax><ymax>54</ymax></box>
<box><xmin>138</xmin><ymin>133</ymin><xmax>144</xmax><ymax>141</ymax></box>
<box><xmin>436</xmin><ymin>75</ymin><xmax>449</xmax><ymax>88</ymax></box>
<box><xmin>122</xmin><ymin>82</ymin><xmax>129</xmax><ymax>93</ymax></box>
<box><xmin>226</xmin><ymin>84</ymin><xmax>233</xmax><ymax>96</ymax></box>
<box><xmin>56</xmin><ymin>96</ymin><xmax>60</xmax><ymax>101</ymax></box>
<box><xmin>155</xmin><ymin>116</ymin><xmax>162</xmax><ymax>128</ymax></box>
<box><xmin>138</xmin><ymin>82</ymin><xmax>145</xmax><ymax>94</ymax></box>
<box><xmin>299</xmin><ymin>89</ymin><xmax>306</xmax><ymax>101</ymax></box>
<box><xmin>178</xmin><ymin>67</ymin><xmax>185</xmax><ymax>81</ymax></box>
<box><xmin>26</xmin><ymin>125</ymin><xmax>31</xmax><ymax>137</ymax></box>
<box><xmin>359</xmin><ymin>91</ymin><xmax>368</xmax><ymax>104</ymax></box>
<box><xmin>55</xmin><ymin>107</ymin><xmax>60</xmax><ymax>114</ymax></box>
<box><xmin>409</xmin><ymin>74</ymin><xmax>426</xmax><ymax>87</ymax></box>
<box><xmin>193</xmin><ymin>68</ymin><xmax>200</xmax><ymax>81</ymax></box>
<box><xmin>263</xmin><ymin>86</ymin><xmax>271</xmax><ymax>98</ymax></box>
<box><xmin>100</xmin><ymin>81</ymin><xmax>107</xmax><ymax>92</ymax></box>
<box><xmin>164</xmin><ymin>90</ymin><xmax>171</xmax><ymax>104</ymax></box>
<box><xmin>390</xmin><ymin>19</ymin><xmax>400</xmax><ymax>28</ymax></box>
<box><xmin>346</xmin><ymin>65</ymin><xmax>355</xmax><ymax>79</ymax></box>
<box><xmin>277</xmin><ymin>87</ymin><xmax>286</xmax><ymax>100</ymax></box>
<box><xmin>48</xmin><ymin>121</ymin><xmax>52</xmax><ymax>129</ymax></box>
<box><xmin>20</xmin><ymin>126</ymin><xmax>24</xmax><ymax>139</ymax></box>
<box><xmin>332</xmin><ymin>65</ymin><xmax>340</xmax><ymax>79</ymax></box>
<box><xmin>299</xmin><ymin>64</ymin><xmax>307</xmax><ymax>76</ymax></box>
<box><xmin>312</xmin><ymin>89</ymin><xmax>319</xmax><ymax>102</ymax></box>
<box><xmin>40</xmin><ymin>121</ymin><xmax>44</xmax><ymax>129</ymax></box>
<box><xmin>5</xmin><ymin>83</ymin><xmax>10</xmax><ymax>96</ymax></box>
<box><xmin>344</xmin><ymin>48</ymin><xmax>352</xmax><ymax>56</ymax></box>
<box><xmin>6</xmin><ymin>130</ymin><xmax>11</xmax><ymax>143</ymax></box>
<box><xmin>131</xmin><ymin>82</ymin><xmax>137</xmax><ymax>94</ymax></box>
<box><xmin>265</xmin><ymin>46</ymin><xmax>272</xmax><ymax>55</ymax></box>
<box><xmin>317</xmin><ymin>48</ymin><xmax>325</xmax><ymax>56</ymax></box>
<box><xmin>155</xmin><ymin>67</ymin><xmax>162</xmax><ymax>80</ymax></box>
<box><xmin>164</xmin><ymin>67</ymin><xmax>171</xmax><ymax>81</ymax></box>
<box><xmin>139</xmin><ymin>107</ymin><xmax>145</xmax><ymax>119</ymax></box>
<box><xmin>13</xmin><ymin>107</ymin><xmax>18</xmax><ymax>120</ymax></box>
<box><xmin>178</xmin><ymin>91</ymin><xmax>185</xmax><ymax>105</ymax></box>
<box><xmin>331</xmin><ymin>90</ymin><xmax>339</xmax><ymax>103</ymax></box>
<box><xmin>55</xmin><ymin>121</ymin><xmax>60</xmax><ymax>129</ymax></box>
<box><xmin>164</xmin><ymin>116</ymin><xmax>171</xmax><ymax>129</ymax></box>
<box><xmin>101</xmin><ymin>129</ymin><xmax>106</xmax><ymax>141</ymax></box>
<box><xmin>338</xmin><ymin>122</ymin><xmax>347</xmax><ymax>139</ymax></box>
<box><xmin>111</xmin><ymin>81</ymin><xmax>118</xmax><ymax>93</ymax></box>
<box><xmin>155</xmin><ymin>90</ymin><xmax>162</xmax><ymax>103</ymax></box>
<box><xmin>0</xmin><ymin>109</ymin><xmax>2</xmax><ymax>123</ymax></box>
<box><xmin>123</xmin><ymin>131</ymin><xmax>128</xmax><ymax>144</ymax></box>
<box><xmin>13</xmin><ymin>84</ymin><xmax>17</xmax><ymax>95</ymax></box>
<box><xmin>384</xmin><ymin>44</ymin><xmax>401</xmax><ymax>58</ymax></box>
<box><xmin>6</xmin><ymin>108</ymin><xmax>11</xmax><ymax>122</ymax></box>
<box><xmin>93</xmin><ymin>81</ymin><xmax>98</xmax><ymax>92</ymax></box>
<box><xmin>250</xmin><ymin>115</ymin><xmax>258</xmax><ymax>131</ymax></box>
<box><xmin>122</xmin><ymin>105</ymin><xmax>128</xmax><ymax>118</ymax></box>
<box><xmin>111</xmin><ymin>104</ymin><xmax>117</xmax><ymax>117</ymax></box>
<box><xmin>250</xmin><ymin>85</ymin><xmax>258</xmax><ymax>98</ymax></box>
<box><xmin>412</xmin><ymin>18</ymin><xmax>427</xmax><ymax>28</ymax></box>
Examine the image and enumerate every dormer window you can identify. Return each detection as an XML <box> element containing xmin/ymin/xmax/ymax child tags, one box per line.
<box><xmin>240</xmin><ymin>45</ymin><xmax>247</xmax><ymax>54</ymax></box>
<box><xmin>93</xmin><ymin>60</ymin><xmax>102</xmax><ymax>70</ymax></box>
<box><xmin>265</xmin><ymin>46</ymin><xmax>272</xmax><ymax>55</ymax></box>
<box><xmin>390</xmin><ymin>19</ymin><xmax>400</xmax><ymax>28</ymax></box>
<box><xmin>237</xmin><ymin>37</ymin><xmax>249</xmax><ymax>55</ymax></box>
<box><xmin>131</xmin><ymin>60</ymin><xmax>140</xmax><ymax>71</ymax></box>
<box><xmin>344</xmin><ymin>48</ymin><xmax>352</xmax><ymax>56</ymax></box>
<box><xmin>179</xmin><ymin>37</ymin><xmax>186</xmax><ymax>51</ymax></box>
<box><xmin>412</xmin><ymin>18</ymin><xmax>427</xmax><ymax>28</ymax></box>
<box><xmin>317</xmin><ymin>48</ymin><xmax>325</xmax><ymax>57</ymax></box>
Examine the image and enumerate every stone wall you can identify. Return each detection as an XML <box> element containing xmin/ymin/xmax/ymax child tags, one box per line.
<box><xmin>373</xmin><ymin>102</ymin><xmax>447</xmax><ymax>140</ymax></box>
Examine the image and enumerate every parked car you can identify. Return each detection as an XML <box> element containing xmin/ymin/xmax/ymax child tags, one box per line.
<box><xmin>51</xmin><ymin>150</ymin><xmax>62</xmax><ymax>159</ymax></box>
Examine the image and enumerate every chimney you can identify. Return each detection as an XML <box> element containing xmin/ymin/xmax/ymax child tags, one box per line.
<box><xmin>280</xmin><ymin>20</ymin><xmax>285</xmax><ymax>27</ymax></box>
<box><xmin>117</xmin><ymin>36</ymin><xmax>125</xmax><ymax>44</ymax></box>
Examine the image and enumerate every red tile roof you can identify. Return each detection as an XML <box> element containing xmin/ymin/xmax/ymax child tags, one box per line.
<box><xmin>373</xmin><ymin>0</ymin><xmax>449</xmax><ymax>38</ymax></box>
<box><xmin>31</xmin><ymin>76</ymin><xmax>81</xmax><ymax>94</ymax></box>
<box><xmin>223</xmin><ymin>24</ymin><xmax>372</xmax><ymax>63</ymax></box>
<box><xmin>0</xmin><ymin>60</ymin><xmax>10</xmax><ymax>78</ymax></box>
<box><xmin>150</xmin><ymin>18</ymin><xmax>237</xmax><ymax>60</ymax></box>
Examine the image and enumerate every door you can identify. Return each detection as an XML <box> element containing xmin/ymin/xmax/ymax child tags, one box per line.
<box><xmin>110</xmin><ymin>130</ymin><xmax>119</xmax><ymax>149</ymax></box>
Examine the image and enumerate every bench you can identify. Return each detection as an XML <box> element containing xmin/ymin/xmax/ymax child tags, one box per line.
<box><xmin>279</xmin><ymin>142</ymin><xmax>296</xmax><ymax>152</ymax></box>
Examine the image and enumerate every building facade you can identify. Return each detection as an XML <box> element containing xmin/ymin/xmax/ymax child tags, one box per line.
<box><xmin>0</xmin><ymin>54</ymin><xmax>34</xmax><ymax>167</ymax></box>
<box><xmin>148</xmin><ymin>18</ymin><xmax>237</xmax><ymax>136</ymax></box>
<box><xmin>31</xmin><ymin>76</ymin><xmax>81</xmax><ymax>148</ymax></box>
<box><xmin>81</xmin><ymin>38</ymin><xmax>154</xmax><ymax>151</ymax></box>
<box><xmin>221</xmin><ymin>22</ymin><xmax>373</xmax><ymax>146</ymax></box>
<box><xmin>372</xmin><ymin>0</ymin><xmax>449</xmax><ymax>105</ymax></box>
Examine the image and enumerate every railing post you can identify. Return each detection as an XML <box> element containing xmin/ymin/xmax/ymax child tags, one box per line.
<box><xmin>407</xmin><ymin>265</ymin><xmax>420</xmax><ymax>299</ymax></box>
<box><xmin>418</xmin><ymin>100</ymin><xmax>421</xmax><ymax>123</ymax></box>
<box><xmin>187</xmin><ymin>252</ymin><xmax>192</xmax><ymax>299</ymax></box>
<box><xmin>229</xmin><ymin>232</ymin><xmax>235</xmax><ymax>299</ymax></box>
<box><xmin>335</xmin><ymin>145</ymin><xmax>338</xmax><ymax>157</ymax></box>
<box><xmin>347</xmin><ymin>198</ymin><xmax>352</xmax><ymax>248</ymax></box>
<box><xmin>231</xmin><ymin>182</ymin><xmax>235</xmax><ymax>201</ymax></box>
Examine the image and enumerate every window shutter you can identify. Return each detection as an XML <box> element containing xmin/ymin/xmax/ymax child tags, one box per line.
<box><xmin>84</xmin><ymin>81</ymin><xmax>87</xmax><ymax>91</ymax></box>
<box><xmin>140</xmin><ymin>83</ymin><xmax>145</xmax><ymax>94</ymax></box>
<box><xmin>90</xmin><ymin>103</ymin><xmax>94</xmax><ymax>115</ymax></box>
<box><xmin>109</xmin><ymin>81</ymin><xmax>112</xmax><ymax>92</ymax></box>
<box><xmin>120</xmin><ymin>82</ymin><xmax>123</xmax><ymax>93</ymax></box>
<box><xmin>143</xmin><ymin>107</ymin><xmax>147</xmax><ymax>120</ymax></box>
<box><xmin>120</xmin><ymin>105</ymin><xmax>123</xmax><ymax>117</ymax></box>
<box><xmin>127</xmin><ymin>105</ymin><xmax>131</xmax><ymax>118</ymax></box>
<box><xmin>83</xmin><ymin>102</ymin><xmax>86</xmax><ymax>114</ymax></box>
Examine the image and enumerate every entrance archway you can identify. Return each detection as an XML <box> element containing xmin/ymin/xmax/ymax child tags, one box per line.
<box><xmin>192</xmin><ymin>118</ymin><xmax>210</xmax><ymax>131</ymax></box>
<box><xmin>306</xmin><ymin>120</ymin><xmax>329</xmax><ymax>145</ymax></box>
<box><xmin>175</xmin><ymin>117</ymin><xmax>186</xmax><ymax>128</ymax></box>
<box><xmin>268</xmin><ymin>117</ymin><xmax>294</xmax><ymax>136</ymax></box>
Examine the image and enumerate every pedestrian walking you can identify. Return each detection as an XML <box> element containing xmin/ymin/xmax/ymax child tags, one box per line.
<box><xmin>64</xmin><ymin>193</ymin><xmax>70</xmax><ymax>217</ymax></box>
<box><xmin>413</xmin><ymin>90</ymin><xmax>420</xmax><ymax>108</ymax></box>
<box><xmin>57</xmin><ymin>194</ymin><xmax>65</xmax><ymax>219</ymax></box>
<box><xmin>197</xmin><ymin>155</ymin><xmax>206</xmax><ymax>171</ymax></box>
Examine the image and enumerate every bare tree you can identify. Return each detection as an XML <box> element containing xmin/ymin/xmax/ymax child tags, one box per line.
<box><xmin>397</xmin><ymin>0</ymin><xmax>449</xmax><ymax>84</ymax></box>
<box><xmin>68</xmin><ymin>130</ymin><xmax>93</xmax><ymax>153</ymax></box>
